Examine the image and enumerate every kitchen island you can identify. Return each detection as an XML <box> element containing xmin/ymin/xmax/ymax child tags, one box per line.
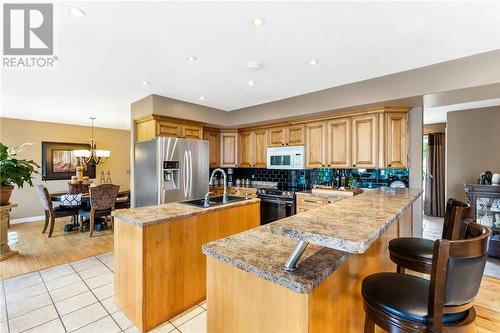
<box><xmin>203</xmin><ymin>188</ymin><xmax>422</xmax><ymax>333</ymax></box>
<box><xmin>112</xmin><ymin>198</ymin><xmax>260</xmax><ymax>332</ymax></box>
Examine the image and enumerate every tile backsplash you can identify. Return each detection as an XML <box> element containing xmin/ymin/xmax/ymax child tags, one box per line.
<box><xmin>210</xmin><ymin>168</ymin><xmax>409</xmax><ymax>189</ymax></box>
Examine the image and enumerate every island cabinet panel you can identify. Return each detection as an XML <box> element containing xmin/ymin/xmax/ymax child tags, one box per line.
<box><xmin>220</xmin><ymin>131</ymin><xmax>238</xmax><ymax>167</ymax></box>
<box><xmin>206</xmin><ymin>207</ymin><xmax>412</xmax><ymax>333</ymax></box>
<box><xmin>203</xmin><ymin>129</ymin><xmax>219</xmax><ymax>168</ymax></box>
<box><xmin>326</xmin><ymin>118</ymin><xmax>351</xmax><ymax>168</ymax></box>
<box><xmin>115</xmin><ymin>202</ymin><xmax>260</xmax><ymax>333</ymax></box>
<box><xmin>385</xmin><ymin>112</ymin><xmax>408</xmax><ymax>168</ymax></box>
<box><xmin>268</xmin><ymin>126</ymin><xmax>287</xmax><ymax>147</ymax></box>
<box><xmin>305</xmin><ymin>121</ymin><xmax>327</xmax><ymax>168</ymax></box>
<box><xmin>352</xmin><ymin>114</ymin><xmax>379</xmax><ymax>168</ymax></box>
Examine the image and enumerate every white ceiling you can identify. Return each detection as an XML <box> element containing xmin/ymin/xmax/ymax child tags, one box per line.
<box><xmin>424</xmin><ymin>98</ymin><xmax>500</xmax><ymax>124</ymax></box>
<box><xmin>2</xmin><ymin>1</ymin><xmax>500</xmax><ymax>130</ymax></box>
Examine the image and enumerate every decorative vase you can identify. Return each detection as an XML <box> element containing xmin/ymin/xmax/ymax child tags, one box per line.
<box><xmin>0</xmin><ymin>185</ymin><xmax>14</xmax><ymax>206</ymax></box>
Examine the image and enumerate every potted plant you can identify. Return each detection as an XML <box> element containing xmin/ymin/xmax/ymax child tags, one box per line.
<box><xmin>0</xmin><ymin>143</ymin><xmax>40</xmax><ymax>205</ymax></box>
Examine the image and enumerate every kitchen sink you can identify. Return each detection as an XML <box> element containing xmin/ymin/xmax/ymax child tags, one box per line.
<box><xmin>180</xmin><ymin>195</ymin><xmax>246</xmax><ymax>208</ymax></box>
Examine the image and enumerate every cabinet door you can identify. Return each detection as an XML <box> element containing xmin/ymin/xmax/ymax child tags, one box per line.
<box><xmin>254</xmin><ymin>129</ymin><xmax>268</xmax><ymax>168</ymax></box>
<box><xmin>385</xmin><ymin>113</ymin><xmax>407</xmax><ymax>168</ymax></box>
<box><xmin>157</xmin><ymin>121</ymin><xmax>181</xmax><ymax>138</ymax></box>
<box><xmin>204</xmin><ymin>130</ymin><xmax>219</xmax><ymax>168</ymax></box>
<box><xmin>239</xmin><ymin>130</ymin><xmax>254</xmax><ymax>168</ymax></box>
<box><xmin>326</xmin><ymin>118</ymin><xmax>351</xmax><ymax>168</ymax></box>
<box><xmin>287</xmin><ymin>125</ymin><xmax>305</xmax><ymax>146</ymax></box>
<box><xmin>352</xmin><ymin>114</ymin><xmax>378</xmax><ymax>168</ymax></box>
<box><xmin>220</xmin><ymin>132</ymin><xmax>238</xmax><ymax>167</ymax></box>
<box><xmin>268</xmin><ymin>127</ymin><xmax>286</xmax><ymax>147</ymax></box>
<box><xmin>181</xmin><ymin>124</ymin><xmax>203</xmax><ymax>140</ymax></box>
<box><xmin>305</xmin><ymin>122</ymin><xmax>327</xmax><ymax>168</ymax></box>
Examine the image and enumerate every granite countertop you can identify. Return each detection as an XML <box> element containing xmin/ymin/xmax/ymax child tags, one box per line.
<box><xmin>296</xmin><ymin>189</ymin><xmax>363</xmax><ymax>198</ymax></box>
<box><xmin>270</xmin><ymin>188</ymin><xmax>423</xmax><ymax>253</ymax></box>
<box><xmin>112</xmin><ymin>198</ymin><xmax>259</xmax><ymax>227</ymax></box>
<box><xmin>202</xmin><ymin>225</ymin><xmax>349</xmax><ymax>293</ymax></box>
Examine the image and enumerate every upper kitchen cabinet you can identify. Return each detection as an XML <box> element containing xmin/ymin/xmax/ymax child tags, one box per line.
<box><xmin>135</xmin><ymin>115</ymin><xmax>204</xmax><ymax>142</ymax></box>
<box><xmin>239</xmin><ymin>129</ymin><xmax>268</xmax><ymax>168</ymax></box>
<box><xmin>326</xmin><ymin>118</ymin><xmax>351</xmax><ymax>168</ymax></box>
<box><xmin>239</xmin><ymin>130</ymin><xmax>254</xmax><ymax>168</ymax></box>
<box><xmin>203</xmin><ymin>128</ymin><xmax>220</xmax><ymax>168</ymax></box>
<box><xmin>268</xmin><ymin>126</ymin><xmax>287</xmax><ymax>147</ymax></box>
<box><xmin>220</xmin><ymin>131</ymin><xmax>239</xmax><ymax>168</ymax></box>
<box><xmin>352</xmin><ymin>114</ymin><xmax>378</xmax><ymax>168</ymax></box>
<box><xmin>384</xmin><ymin>112</ymin><xmax>408</xmax><ymax>168</ymax></box>
<box><xmin>268</xmin><ymin>125</ymin><xmax>305</xmax><ymax>147</ymax></box>
<box><xmin>305</xmin><ymin>121</ymin><xmax>327</xmax><ymax>168</ymax></box>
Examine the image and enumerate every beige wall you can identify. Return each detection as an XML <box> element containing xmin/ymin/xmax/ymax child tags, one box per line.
<box><xmin>446</xmin><ymin>107</ymin><xmax>500</xmax><ymax>201</ymax></box>
<box><xmin>0</xmin><ymin>117</ymin><xmax>130</xmax><ymax>219</ymax></box>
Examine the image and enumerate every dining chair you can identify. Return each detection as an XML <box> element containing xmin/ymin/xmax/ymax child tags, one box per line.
<box><xmin>78</xmin><ymin>184</ymin><xmax>120</xmax><ymax>237</ymax></box>
<box><xmin>362</xmin><ymin>221</ymin><xmax>489</xmax><ymax>333</ymax></box>
<box><xmin>35</xmin><ymin>185</ymin><xmax>79</xmax><ymax>237</ymax></box>
<box><xmin>388</xmin><ymin>198</ymin><xmax>470</xmax><ymax>274</ymax></box>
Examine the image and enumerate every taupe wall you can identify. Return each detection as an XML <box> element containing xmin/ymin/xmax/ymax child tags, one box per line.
<box><xmin>446</xmin><ymin>107</ymin><xmax>500</xmax><ymax>201</ymax></box>
<box><xmin>0</xmin><ymin>117</ymin><xmax>130</xmax><ymax>219</ymax></box>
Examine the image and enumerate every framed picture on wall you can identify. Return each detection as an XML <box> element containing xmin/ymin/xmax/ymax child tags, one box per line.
<box><xmin>41</xmin><ymin>142</ymin><xmax>96</xmax><ymax>180</ymax></box>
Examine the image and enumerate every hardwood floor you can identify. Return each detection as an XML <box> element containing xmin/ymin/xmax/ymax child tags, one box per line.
<box><xmin>0</xmin><ymin>218</ymin><xmax>113</xmax><ymax>280</ymax></box>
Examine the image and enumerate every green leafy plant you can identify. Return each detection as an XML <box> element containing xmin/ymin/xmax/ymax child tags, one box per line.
<box><xmin>0</xmin><ymin>143</ymin><xmax>40</xmax><ymax>188</ymax></box>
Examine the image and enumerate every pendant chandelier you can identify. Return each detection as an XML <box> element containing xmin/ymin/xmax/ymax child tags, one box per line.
<box><xmin>74</xmin><ymin>117</ymin><xmax>110</xmax><ymax>165</ymax></box>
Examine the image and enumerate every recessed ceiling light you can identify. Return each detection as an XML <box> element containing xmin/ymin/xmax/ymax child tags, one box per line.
<box><xmin>68</xmin><ymin>7</ymin><xmax>85</xmax><ymax>17</ymax></box>
<box><xmin>252</xmin><ymin>18</ymin><xmax>265</xmax><ymax>26</ymax></box>
<box><xmin>141</xmin><ymin>81</ymin><xmax>150</xmax><ymax>86</ymax></box>
<box><xmin>199</xmin><ymin>96</ymin><xmax>206</xmax><ymax>100</ymax></box>
<box><xmin>248</xmin><ymin>80</ymin><xmax>255</xmax><ymax>86</ymax></box>
<box><xmin>185</xmin><ymin>56</ymin><xmax>197</xmax><ymax>61</ymax></box>
<box><xmin>309</xmin><ymin>59</ymin><xmax>319</xmax><ymax>66</ymax></box>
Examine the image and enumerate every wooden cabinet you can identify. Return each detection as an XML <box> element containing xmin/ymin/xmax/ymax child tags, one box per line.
<box><xmin>239</xmin><ymin>130</ymin><xmax>254</xmax><ymax>168</ymax></box>
<box><xmin>135</xmin><ymin>115</ymin><xmax>204</xmax><ymax>142</ymax></box>
<box><xmin>326</xmin><ymin>118</ymin><xmax>351</xmax><ymax>168</ymax></box>
<box><xmin>305</xmin><ymin>122</ymin><xmax>327</xmax><ymax>168</ymax></box>
<box><xmin>253</xmin><ymin>129</ymin><xmax>268</xmax><ymax>168</ymax></box>
<box><xmin>220</xmin><ymin>131</ymin><xmax>238</xmax><ymax>167</ymax></box>
<box><xmin>352</xmin><ymin>114</ymin><xmax>378</xmax><ymax>168</ymax></box>
<box><xmin>268</xmin><ymin>127</ymin><xmax>287</xmax><ymax>147</ymax></box>
<box><xmin>181</xmin><ymin>124</ymin><xmax>203</xmax><ymax>140</ymax></box>
<box><xmin>268</xmin><ymin>125</ymin><xmax>305</xmax><ymax>147</ymax></box>
<box><xmin>203</xmin><ymin>129</ymin><xmax>220</xmax><ymax>168</ymax></box>
<box><xmin>239</xmin><ymin>129</ymin><xmax>268</xmax><ymax>168</ymax></box>
<box><xmin>296</xmin><ymin>193</ymin><xmax>345</xmax><ymax>213</ymax></box>
<box><xmin>385</xmin><ymin>113</ymin><xmax>408</xmax><ymax>168</ymax></box>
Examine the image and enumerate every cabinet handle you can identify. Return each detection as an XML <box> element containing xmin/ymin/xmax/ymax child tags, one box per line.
<box><xmin>388</xmin><ymin>164</ymin><xmax>392</xmax><ymax>167</ymax></box>
<box><xmin>304</xmin><ymin>199</ymin><xmax>323</xmax><ymax>204</ymax></box>
<box><xmin>353</xmin><ymin>164</ymin><xmax>356</xmax><ymax>167</ymax></box>
<box><xmin>328</xmin><ymin>164</ymin><xmax>331</xmax><ymax>167</ymax></box>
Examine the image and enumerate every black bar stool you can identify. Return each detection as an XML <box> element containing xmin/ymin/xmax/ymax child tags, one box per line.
<box><xmin>389</xmin><ymin>198</ymin><xmax>469</xmax><ymax>274</ymax></box>
<box><xmin>362</xmin><ymin>222</ymin><xmax>489</xmax><ymax>333</ymax></box>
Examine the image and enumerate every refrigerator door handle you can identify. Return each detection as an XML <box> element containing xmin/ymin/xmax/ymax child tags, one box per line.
<box><xmin>183</xmin><ymin>151</ymin><xmax>188</xmax><ymax>198</ymax></box>
<box><xmin>188</xmin><ymin>150</ymin><xmax>193</xmax><ymax>198</ymax></box>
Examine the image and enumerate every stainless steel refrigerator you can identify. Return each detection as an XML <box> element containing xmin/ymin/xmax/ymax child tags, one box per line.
<box><xmin>134</xmin><ymin>137</ymin><xmax>209</xmax><ymax>207</ymax></box>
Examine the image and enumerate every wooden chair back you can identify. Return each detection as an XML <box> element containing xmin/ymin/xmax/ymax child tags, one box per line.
<box><xmin>441</xmin><ymin>198</ymin><xmax>469</xmax><ymax>240</ymax></box>
<box><xmin>89</xmin><ymin>184</ymin><xmax>120</xmax><ymax>210</ymax></box>
<box><xmin>428</xmin><ymin>222</ymin><xmax>489</xmax><ymax>331</ymax></box>
<box><xmin>35</xmin><ymin>184</ymin><xmax>53</xmax><ymax>211</ymax></box>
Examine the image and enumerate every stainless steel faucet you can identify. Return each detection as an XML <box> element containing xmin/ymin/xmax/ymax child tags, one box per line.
<box><xmin>209</xmin><ymin>168</ymin><xmax>228</xmax><ymax>203</ymax></box>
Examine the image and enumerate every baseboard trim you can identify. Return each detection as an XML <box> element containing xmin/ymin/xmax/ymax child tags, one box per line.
<box><xmin>10</xmin><ymin>215</ymin><xmax>45</xmax><ymax>224</ymax></box>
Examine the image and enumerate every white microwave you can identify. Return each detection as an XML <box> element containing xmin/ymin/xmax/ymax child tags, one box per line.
<box><xmin>266</xmin><ymin>146</ymin><xmax>305</xmax><ymax>170</ymax></box>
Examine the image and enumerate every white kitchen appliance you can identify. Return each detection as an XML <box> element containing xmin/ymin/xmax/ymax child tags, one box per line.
<box><xmin>266</xmin><ymin>146</ymin><xmax>305</xmax><ymax>170</ymax></box>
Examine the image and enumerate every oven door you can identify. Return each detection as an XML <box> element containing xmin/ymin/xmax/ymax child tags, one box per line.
<box><xmin>259</xmin><ymin>197</ymin><xmax>295</xmax><ymax>225</ymax></box>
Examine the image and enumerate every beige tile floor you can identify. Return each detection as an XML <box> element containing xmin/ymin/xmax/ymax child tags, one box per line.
<box><xmin>0</xmin><ymin>252</ymin><xmax>207</xmax><ymax>333</ymax></box>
